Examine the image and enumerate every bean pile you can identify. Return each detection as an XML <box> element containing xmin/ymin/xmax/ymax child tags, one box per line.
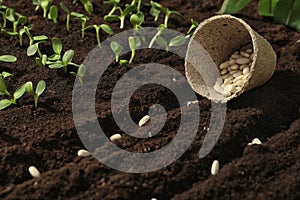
<box><xmin>214</xmin><ymin>47</ymin><xmax>254</xmax><ymax>97</ymax></box>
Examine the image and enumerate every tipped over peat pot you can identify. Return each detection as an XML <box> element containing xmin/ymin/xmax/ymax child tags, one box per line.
<box><xmin>185</xmin><ymin>15</ymin><xmax>277</xmax><ymax>102</ymax></box>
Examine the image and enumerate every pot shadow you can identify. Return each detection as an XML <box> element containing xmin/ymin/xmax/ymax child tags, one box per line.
<box><xmin>228</xmin><ymin>70</ymin><xmax>300</xmax><ymax>136</ymax></box>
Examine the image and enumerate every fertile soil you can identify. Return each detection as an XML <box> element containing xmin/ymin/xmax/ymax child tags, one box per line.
<box><xmin>0</xmin><ymin>0</ymin><xmax>299</xmax><ymax>199</ymax></box>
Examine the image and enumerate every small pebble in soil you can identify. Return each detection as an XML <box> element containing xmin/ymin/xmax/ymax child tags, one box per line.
<box><xmin>28</xmin><ymin>166</ymin><xmax>41</xmax><ymax>178</ymax></box>
<box><xmin>248</xmin><ymin>138</ymin><xmax>262</xmax><ymax>145</ymax></box>
<box><xmin>211</xmin><ymin>160</ymin><xmax>219</xmax><ymax>175</ymax></box>
<box><xmin>77</xmin><ymin>149</ymin><xmax>90</xmax><ymax>157</ymax></box>
<box><xmin>138</xmin><ymin>115</ymin><xmax>151</xmax><ymax>127</ymax></box>
<box><xmin>214</xmin><ymin>47</ymin><xmax>253</xmax><ymax>97</ymax></box>
<box><xmin>110</xmin><ymin>134</ymin><xmax>122</xmax><ymax>142</ymax></box>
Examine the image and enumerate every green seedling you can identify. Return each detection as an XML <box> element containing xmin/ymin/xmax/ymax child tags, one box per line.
<box><xmin>128</xmin><ymin>36</ymin><xmax>141</xmax><ymax>64</ymax></box>
<box><xmin>60</xmin><ymin>2</ymin><xmax>71</xmax><ymax>31</ymax></box>
<box><xmin>33</xmin><ymin>0</ymin><xmax>53</xmax><ymax>17</ymax></box>
<box><xmin>0</xmin><ymin>55</ymin><xmax>17</xmax><ymax>62</ymax></box>
<box><xmin>25</xmin><ymin>80</ymin><xmax>46</xmax><ymax>108</ymax></box>
<box><xmin>0</xmin><ymin>71</ymin><xmax>13</xmax><ymax>78</ymax></box>
<box><xmin>48</xmin><ymin>5</ymin><xmax>58</xmax><ymax>23</ymax></box>
<box><xmin>110</xmin><ymin>41</ymin><xmax>123</xmax><ymax>62</ymax></box>
<box><xmin>0</xmin><ymin>82</ymin><xmax>26</xmax><ymax>110</ymax></box>
<box><xmin>130</xmin><ymin>12</ymin><xmax>144</xmax><ymax>29</ymax></box>
<box><xmin>48</xmin><ymin>50</ymin><xmax>80</xmax><ymax>73</ymax></box>
<box><xmin>84</xmin><ymin>24</ymin><xmax>113</xmax><ymax>46</ymax></box>
<box><xmin>104</xmin><ymin>0</ymin><xmax>121</xmax><ymax>16</ymax></box>
<box><xmin>47</xmin><ymin>37</ymin><xmax>62</xmax><ymax>61</ymax></box>
<box><xmin>149</xmin><ymin>24</ymin><xmax>166</xmax><ymax>48</ymax></box>
<box><xmin>70</xmin><ymin>64</ymin><xmax>86</xmax><ymax>85</ymax></box>
<box><xmin>27</xmin><ymin>41</ymin><xmax>46</xmax><ymax>58</ymax></box>
<box><xmin>104</xmin><ymin>4</ymin><xmax>136</xmax><ymax>29</ymax></box>
<box><xmin>24</xmin><ymin>26</ymin><xmax>48</xmax><ymax>46</ymax></box>
<box><xmin>130</xmin><ymin>0</ymin><xmax>142</xmax><ymax>12</ymax></box>
<box><xmin>187</xmin><ymin>19</ymin><xmax>199</xmax><ymax>36</ymax></box>
<box><xmin>150</xmin><ymin>1</ymin><xmax>184</xmax><ymax>27</ymax></box>
<box><xmin>70</xmin><ymin>12</ymin><xmax>89</xmax><ymax>38</ymax></box>
<box><xmin>150</xmin><ymin>29</ymin><xmax>186</xmax><ymax>51</ymax></box>
<box><xmin>73</xmin><ymin>0</ymin><xmax>93</xmax><ymax>14</ymax></box>
<box><xmin>5</xmin><ymin>8</ymin><xmax>27</xmax><ymax>33</ymax></box>
<box><xmin>0</xmin><ymin>76</ymin><xmax>11</xmax><ymax>96</ymax></box>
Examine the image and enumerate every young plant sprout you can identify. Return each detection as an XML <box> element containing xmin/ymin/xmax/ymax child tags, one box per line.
<box><xmin>0</xmin><ymin>71</ymin><xmax>14</xmax><ymax>78</ymax></box>
<box><xmin>130</xmin><ymin>0</ymin><xmax>142</xmax><ymax>12</ymax></box>
<box><xmin>104</xmin><ymin>4</ymin><xmax>136</xmax><ymax>29</ymax></box>
<box><xmin>149</xmin><ymin>24</ymin><xmax>166</xmax><ymax>48</ymax></box>
<box><xmin>110</xmin><ymin>41</ymin><xmax>123</xmax><ymax>62</ymax></box>
<box><xmin>32</xmin><ymin>0</ymin><xmax>53</xmax><ymax>17</ymax></box>
<box><xmin>0</xmin><ymin>55</ymin><xmax>17</xmax><ymax>62</ymax></box>
<box><xmin>84</xmin><ymin>24</ymin><xmax>113</xmax><ymax>46</ymax></box>
<box><xmin>187</xmin><ymin>19</ymin><xmax>199</xmax><ymax>36</ymax></box>
<box><xmin>73</xmin><ymin>0</ymin><xmax>93</xmax><ymax>14</ymax></box>
<box><xmin>48</xmin><ymin>5</ymin><xmax>58</xmax><ymax>23</ymax></box>
<box><xmin>70</xmin><ymin>12</ymin><xmax>89</xmax><ymax>38</ymax></box>
<box><xmin>128</xmin><ymin>36</ymin><xmax>141</xmax><ymax>64</ymax></box>
<box><xmin>48</xmin><ymin>49</ymin><xmax>80</xmax><ymax>73</ymax></box>
<box><xmin>70</xmin><ymin>64</ymin><xmax>86</xmax><ymax>85</ymax></box>
<box><xmin>27</xmin><ymin>41</ymin><xmax>46</xmax><ymax>58</ymax></box>
<box><xmin>5</xmin><ymin>8</ymin><xmax>27</xmax><ymax>33</ymax></box>
<box><xmin>149</xmin><ymin>1</ymin><xmax>184</xmax><ymax>27</ymax></box>
<box><xmin>150</xmin><ymin>30</ymin><xmax>186</xmax><ymax>51</ymax></box>
<box><xmin>0</xmin><ymin>76</ymin><xmax>11</xmax><ymax>96</ymax></box>
<box><xmin>104</xmin><ymin>0</ymin><xmax>121</xmax><ymax>16</ymax></box>
<box><xmin>24</xmin><ymin>26</ymin><xmax>48</xmax><ymax>46</ymax></box>
<box><xmin>47</xmin><ymin>37</ymin><xmax>62</xmax><ymax>61</ymax></box>
<box><xmin>60</xmin><ymin>2</ymin><xmax>71</xmax><ymax>31</ymax></box>
<box><xmin>130</xmin><ymin>12</ymin><xmax>144</xmax><ymax>29</ymax></box>
<box><xmin>25</xmin><ymin>80</ymin><xmax>46</xmax><ymax>108</ymax></box>
<box><xmin>0</xmin><ymin>82</ymin><xmax>26</xmax><ymax>110</ymax></box>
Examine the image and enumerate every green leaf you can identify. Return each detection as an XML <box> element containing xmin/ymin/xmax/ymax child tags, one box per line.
<box><xmin>13</xmin><ymin>84</ymin><xmax>26</xmax><ymax>100</ymax></box>
<box><xmin>17</xmin><ymin>15</ymin><xmax>27</xmax><ymax>24</ymax></box>
<box><xmin>77</xmin><ymin>64</ymin><xmax>86</xmax><ymax>76</ymax></box>
<box><xmin>150</xmin><ymin>1</ymin><xmax>166</xmax><ymax>12</ymax></box>
<box><xmin>100</xmin><ymin>24</ymin><xmax>114</xmax><ymax>34</ymax></box>
<box><xmin>0</xmin><ymin>99</ymin><xmax>12</xmax><ymax>110</ymax></box>
<box><xmin>128</xmin><ymin>36</ymin><xmax>136</xmax><ymax>51</ymax></box>
<box><xmin>104</xmin><ymin>15</ymin><xmax>120</xmax><ymax>22</ymax></box>
<box><xmin>83</xmin><ymin>0</ymin><xmax>93</xmax><ymax>14</ymax></box>
<box><xmin>49</xmin><ymin>63</ymin><xmax>64</xmax><ymax>69</ymax></box>
<box><xmin>155</xmin><ymin>35</ymin><xmax>168</xmax><ymax>48</ymax></box>
<box><xmin>5</xmin><ymin>8</ymin><xmax>15</xmax><ymax>22</ymax></box>
<box><xmin>35</xmin><ymin>57</ymin><xmax>43</xmax><ymax>67</ymax></box>
<box><xmin>25</xmin><ymin>81</ymin><xmax>34</xmax><ymax>95</ymax></box>
<box><xmin>217</xmin><ymin>0</ymin><xmax>253</xmax><ymax>14</ymax></box>
<box><xmin>71</xmin><ymin>12</ymin><xmax>85</xmax><ymax>18</ymax></box>
<box><xmin>60</xmin><ymin>2</ymin><xmax>70</xmax><ymax>14</ymax></box>
<box><xmin>169</xmin><ymin>35</ymin><xmax>186</xmax><ymax>47</ymax></box>
<box><xmin>27</xmin><ymin>44</ymin><xmax>38</xmax><ymax>56</ymax></box>
<box><xmin>0</xmin><ymin>76</ymin><xmax>10</xmax><ymax>95</ymax></box>
<box><xmin>150</xmin><ymin>7</ymin><xmax>161</xmax><ymax>21</ymax></box>
<box><xmin>274</xmin><ymin>0</ymin><xmax>300</xmax><ymax>30</ymax></box>
<box><xmin>47</xmin><ymin>54</ymin><xmax>60</xmax><ymax>61</ymax></box>
<box><xmin>36</xmin><ymin>80</ymin><xmax>46</xmax><ymax>96</ymax></box>
<box><xmin>110</xmin><ymin>41</ymin><xmax>123</xmax><ymax>55</ymax></box>
<box><xmin>0</xmin><ymin>55</ymin><xmax>17</xmax><ymax>62</ymax></box>
<box><xmin>130</xmin><ymin>12</ymin><xmax>144</xmax><ymax>26</ymax></box>
<box><xmin>33</xmin><ymin>35</ymin><xmax>48</xmax><ymax>41</ymax></box>
<box><xmin>122</xmin><ymin>5</ymin><xmax>136</xmax><ymax>16</ymax></box>
<box><xmin>1</xmin><ymin>72</ymin><xmax>13</xmax><ymax>78</ymax></box>
<box><xmin>48</xmin><ymin>5</ymin><xmax>58</xmax><ymax>22</ymax></box>
<box><xmin>258</xmin><ymin>0</ymin><xmax>279</xmax><ymax>17</ymax></box>
<box><xmin>62</xmin><ymin>50</ymin><xmax>74</xmax><ymax>63</ymax></box>
<box><xmin>52</xmin><ymin>37</ymin><xmax>62</xmax><ymax>55</ymax></box>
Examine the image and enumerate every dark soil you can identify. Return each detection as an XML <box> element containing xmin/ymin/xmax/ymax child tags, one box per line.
<box><xmin>0</xmin><ymin>0</ymin><xmax>300</xmax><ymax>199</ymax></box>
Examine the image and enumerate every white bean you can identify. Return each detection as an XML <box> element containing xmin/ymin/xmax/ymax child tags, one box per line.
<box><xmin>242</xmin><ymin>67</ymin><xmax>250</xmax><ymax>75</ymax></box>
<box><xmin>235</xmin><ymin>57</ymin><xmax>251</xmax><ymax>65</ymax></box>
<box><xmin>240</xmin><ymin>51</ymin><xmax>250</xmax><ymax>58</ymax></box>
<box><xmin>222</xmin><ymin>74</ymin><xmax>230</xmax><ymax>80</ymax></box>
<box><xmin>231</xmin><ymin>54</ymin><xmax>241</xmax><ymax>59</ymax></box>
<box><xmin>213</xmin><ymin>83</ymin><xmax>224</xmax><ymax>95</ymax></box>
<box><xmin>250</xmin><ymin>53</ymin><xmax>254</xmax><ymax>61</ymax></box>
<box><xmin>239</xmin><ymin>64</ymin><xmax>247</xmax><ymax>70</ymax></box>
<box><xmin>233</xmin><ymin>75</ymin><xmax>244</xmax><ymax>82</ymax></box>
<box><xmin>220</xmin><ymin>69</ymin><xmax>228</xmax><ymax>75</ymax></box>
<box><xmin>29</xmin><ymin>166</ymin><xmax>41</xmax><ymax>178</ymax></box>
<box><xmin>230</xmin><ymin>70</ymin><xmax>239</xmax><ymax>75</ymax></box>
<box><xmin>229</xmin><ymin>59</ymin><xmax>236</xmax><ymax>65</ymax></box>
<box><xmin>211</xmin><ymin>160</ymin><xmax>219</xmax><ymax>175</ymax></box>
<box><xmin>233</xmin><ymin>72</ymin><xmax>243</xmax><ymax>78</ymax></box>
<box><xmin>230</xmin><ymin>64</ymin><xmax>239</xmax><ymax>70</ymax></box>
<box><xmin>110</xmin><ymin>134</ymin><xmax>122</xmax><ymax>142</ymax></box>
<box><xmin>224</xmin><ymin>78</ymin><xmax>233</xmax><ymax>85</ymax></box>
<box><xmin>219</xmin><ymin>61</ymin><xmax>230</xmax><ymax>69</ymax></box>
<box><xmin>77</xmin><ymin>149</ymin><xmax>90</xmax><ymax>157</ymax></box>
<box><xmin>252</xmin><ymin>138</ymin><xmax>262</xmax><ymax>145</ymax></box>
<box><xmin>138</xmin><ymin>115</ymin><xmax>151</xmax><ymax>127</ymax></box>
<box><xmin>245</xmin><ymin>48</ymin><xmax>253</xmax><ymax>53</ymax></box>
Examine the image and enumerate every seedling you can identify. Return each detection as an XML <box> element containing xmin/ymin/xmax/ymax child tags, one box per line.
<box><xmin>110</xmin><ymin>41</ymin><xmax>123</xmax><ymax>62</ymax></box>
<box><xmin>33</xmin><ymin>0</ymin><xmax>53</xmax><ymax>17</ymax></box>
<box><xmin>48</xmin><ymin>50</ymin><xmax>80</xmax><ymax>73</ymax></box>
<box><xmin>48</xmin><ymin>5</ymin><xmax>58</xmax><ymax>23</ymax></box>
<box><xmin>0</xmin><ymin>55</ymin><xmax>17</xmax><ymax>62</ymax></box>
<box><xmin>0</xmin><ymin>71</ymin><xmax>13</xmax><ymax>78</ymax></box>
<box><xmin>187</xmin><ymin>19</ymin><xmax>199</xmax><ymax>36</ymax></box>
<box><xmin>60</xmin><ymin>2</ymin><xmax>71</xmax><ymax>31</ymax></box>
<box><xmin>104</xmin><ymin>0</ymin><xmax>121</xmax><ymax>16</ymax></box>
<box><xmin>47</xmin><ymin>37</ymin><xmax>62</xmax><ymax>61</ymax></box>
<box><xmin>0</xmin><ymin>76</ymin><xmax>11</xmax><ymax>96</ymax></box>
<box><xmin>130</xmin><ymin>0</ymin><xmax>142</xmax><ymax>12</ymax></box>
<box><xmin>130</xmin><ymin>12</ymin><xmax>144</xmax><ymax>29</ymax></box>
<box><xmin>0</xmin><ymin>82</ymin><xmax>26</xmax><ymax>110</ymax></box>
<box><xmin>150</xmin><ymin>1</ymin><xmax>184</xmax><ymax>27</ymax></box>
<box><xmin>70</xmin><ymin>12</ymin><xmax>89</xmax><ymax>38</ymax></box>
<box><xmin>149</xmin><ymin>24</ymin><xmax>167</xmax><ymax>48</ymax></box>
<box><xmin>24</xmin><ymin>26</ymin><xmax>48</xmax><ymax>46</ymax></box>
<box><xmin>73</xmin><ymin>0</ymin><xmax>93</xmax><ymax>14</ymax></box>
<box><xmin>128</xmin><ymin>36</ymin><xmax>141</xmax><ymax>64</ymax></box>
<box><xmin>27</xmin><ymin>41</ymin><xmax>46</xmax><ymax>58</ymax></box>
<box><xmin>25</xmin><ymin>80</ymin><xmax>46</xmax><ymax>108</ymax></box>
<box><xmin>5</xmin><ymin>8</ymin><xmax>27</xmax><ymax>33</ymax></box>
<box><xmin>70</xmin><ymin>64</ymin><xmax>86</xmax><ymax>85</ymax></box>
<box><xmin>84</xmin><ymin>24</ymin><xmax>113</xmax><ymax>46</ymax></box>
<box><xmin>104</xmin><ymin>4</ymin><xmax>136</xmax><ymax>29</ymax></box>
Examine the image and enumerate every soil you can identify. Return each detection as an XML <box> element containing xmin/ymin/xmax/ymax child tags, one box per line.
<box><xmin>0</xmin><ymin>0</ymin><xmax>299</xmax><ymax>199</ymax></box>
